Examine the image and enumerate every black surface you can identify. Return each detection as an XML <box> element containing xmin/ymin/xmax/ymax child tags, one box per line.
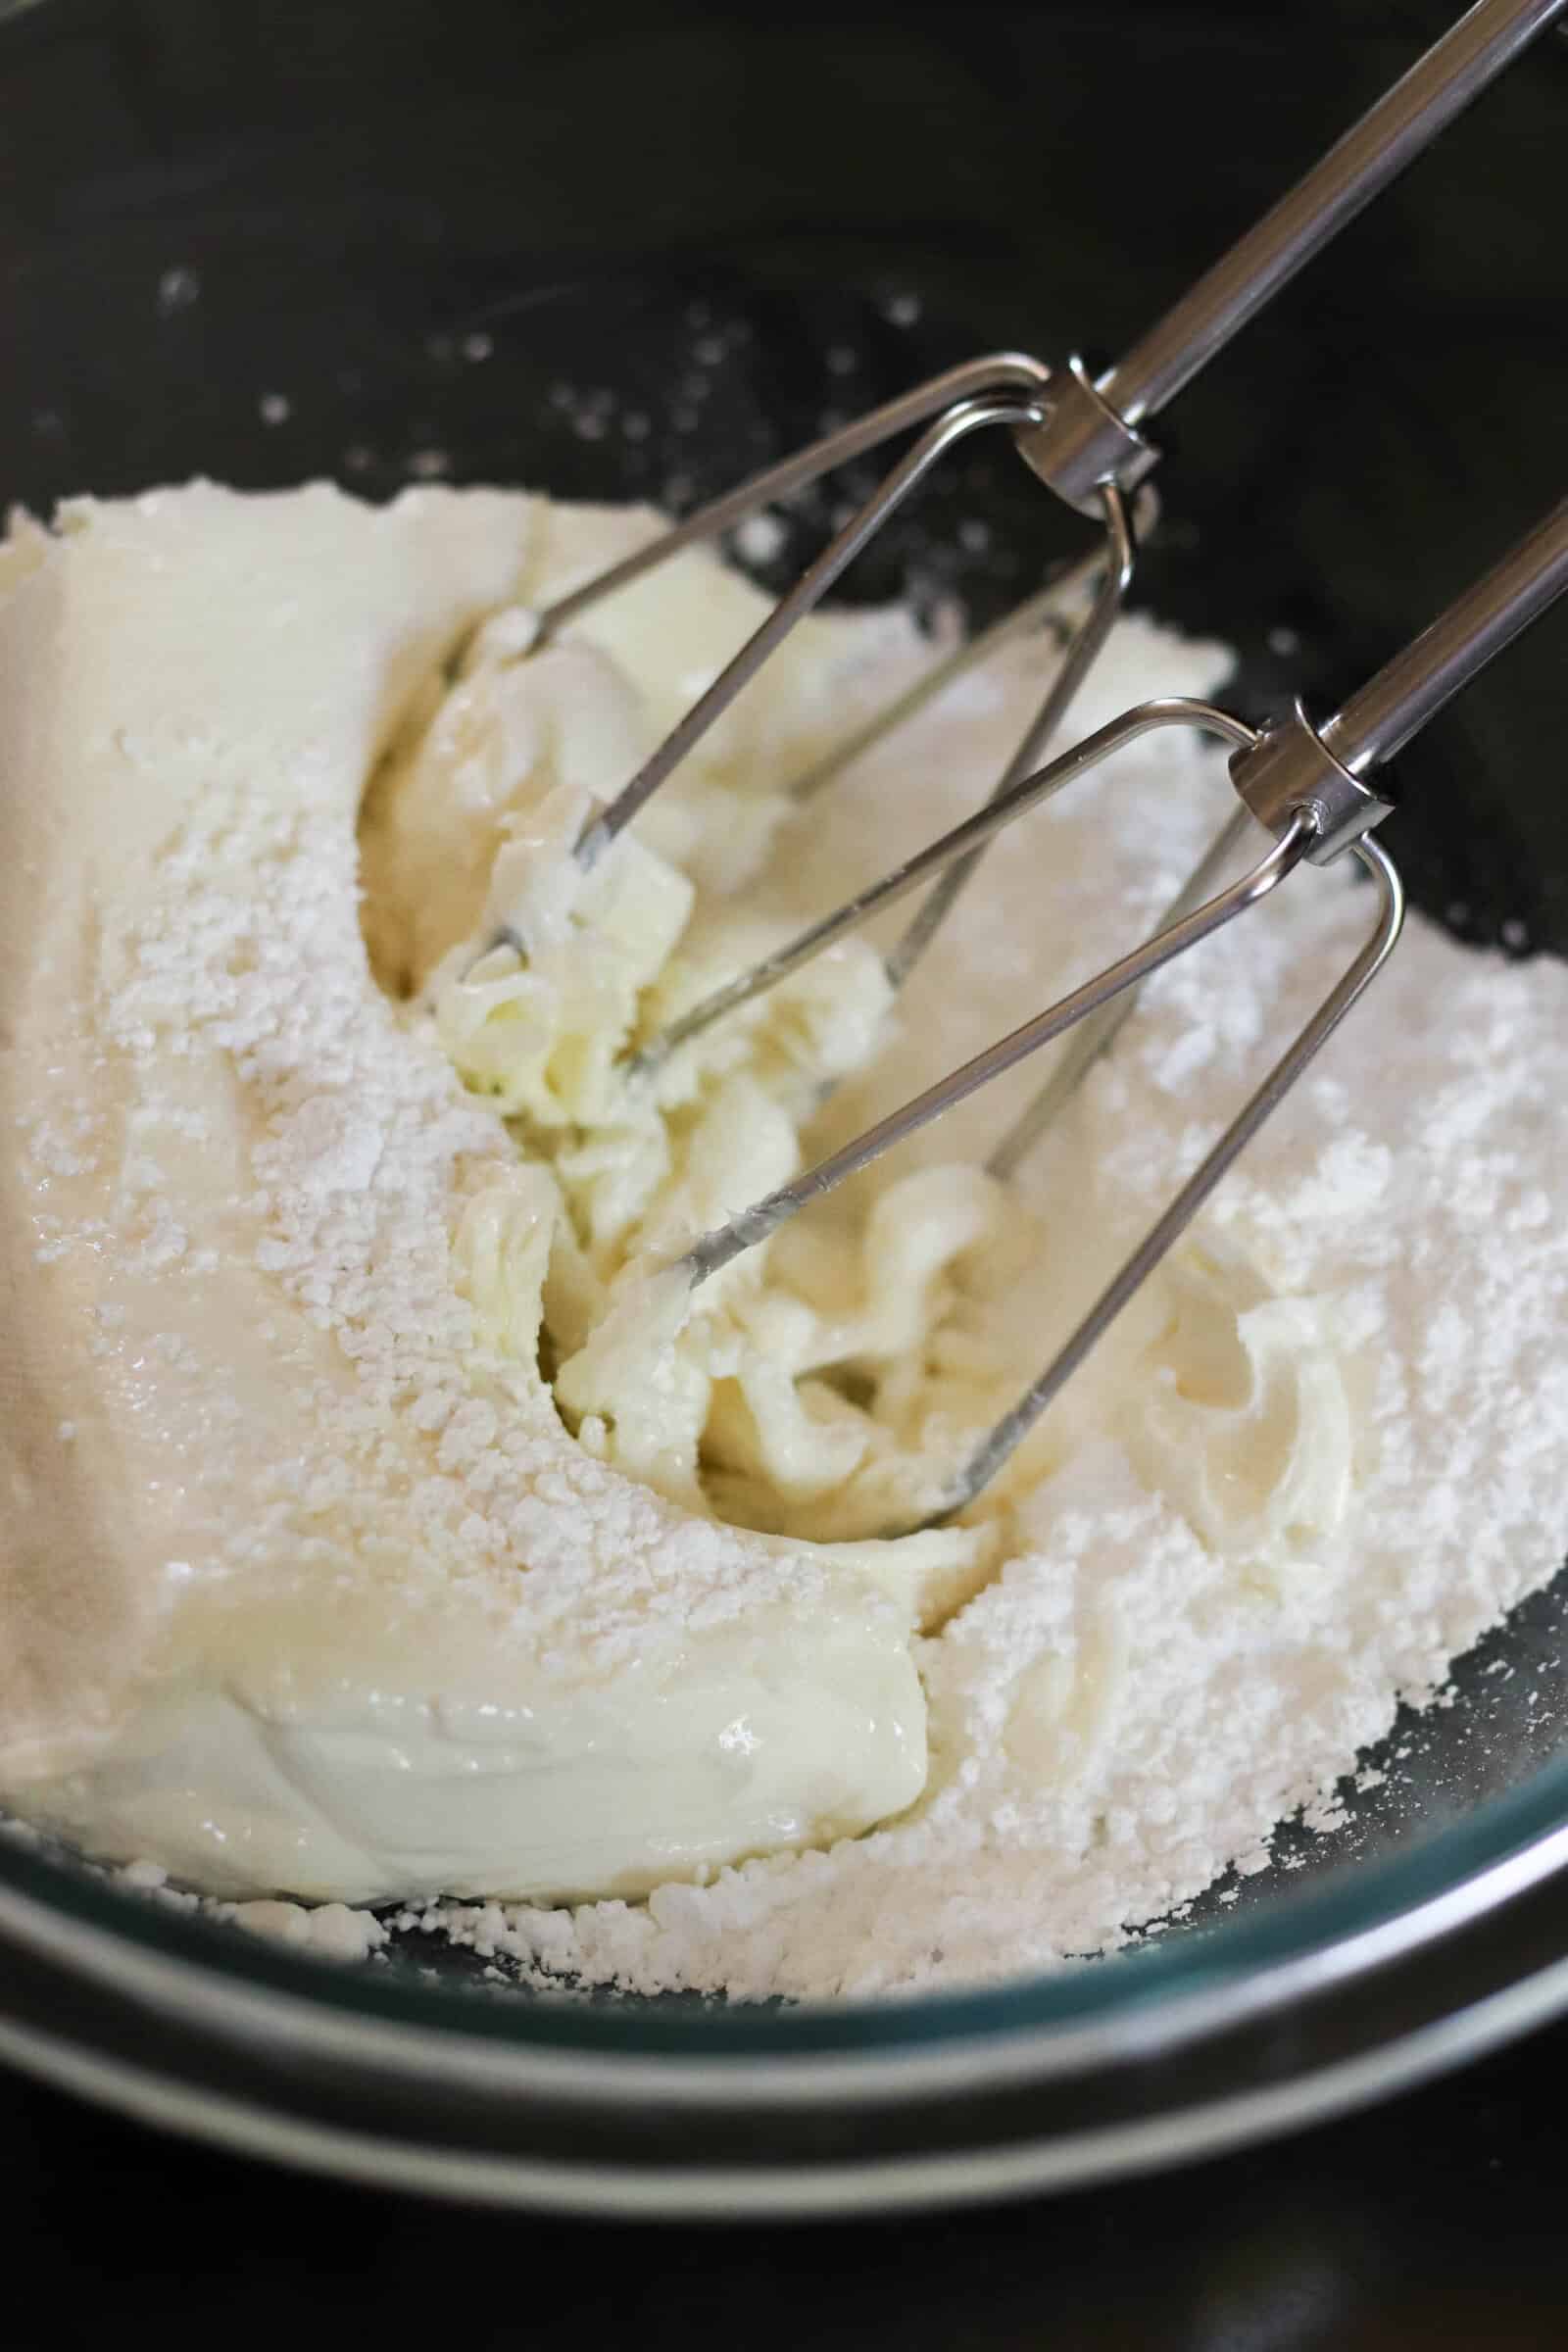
<box><xmin>3</xmin><ymin>0</ymin><xmax>1568</xmax><ymax>2327</ymax></box>
<box><xmin>8</xmin><ymin>2028</ymin><xmax>1568</xmax><ymax>2347</ymax></box>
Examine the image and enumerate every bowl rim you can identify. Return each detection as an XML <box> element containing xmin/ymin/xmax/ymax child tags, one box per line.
<box><xmin>6</xmin><ymin>1734</ymin><xmax>1568</xmax><ymax>2087</ymax></box>
<box><xmin>7</xmin><ymin>1758</ymin><xmax>1568</xmax><ymax>2214</ymax></box>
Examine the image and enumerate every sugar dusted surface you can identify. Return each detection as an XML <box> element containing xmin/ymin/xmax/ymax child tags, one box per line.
<box><xmin>1</xmin><ymin>482</ymin><xmax>1565</xmax><ymax>1998</ymax></box>
<box><xmin>416</xmin><ymin>543</ymin><xmax>1568</xmax><ymax>1997</ymax></box>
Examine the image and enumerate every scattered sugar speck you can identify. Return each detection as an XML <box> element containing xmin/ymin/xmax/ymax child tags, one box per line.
<box><xmin>157</xmin><ymin>266</ymin><xmax>201</xmax><ymax>316</ymax></box>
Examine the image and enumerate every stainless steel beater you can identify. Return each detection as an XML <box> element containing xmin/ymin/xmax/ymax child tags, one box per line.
<box><xmin>515</xmin><ymin>0</ymin><xmax>1567</xmax><ymax>1525</ymax></box>
<box><xmin>672</xmin><ymin>496</ymin><xmax>1568</xmax><ymax>1521</ymax></box>
<box><xmin>546</xmin><ymin>0</ymin><xmax>1566</xmax><ymax>936</ymax></box>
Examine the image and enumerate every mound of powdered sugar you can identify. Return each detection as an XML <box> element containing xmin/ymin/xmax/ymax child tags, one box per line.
<box><xmin>7</xmin><ymin>484</ymin><xmax>1565</xmax><ymax>2002</ymax></box>
<box><xmin>388</xmin><ymin>601</ymin><xmax>1568</xmax><ymax>2001</ymax></box>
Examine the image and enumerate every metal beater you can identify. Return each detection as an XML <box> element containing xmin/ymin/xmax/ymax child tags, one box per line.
<box><xmin>672</xmin><ymin>496</ymin><xmax>1567</xmax><ymax>1521</ymax></box>
<box><xmin>518</xmin><ymin>0</ymin><xmax>1567</xmax><ymax>1526</ymax></box>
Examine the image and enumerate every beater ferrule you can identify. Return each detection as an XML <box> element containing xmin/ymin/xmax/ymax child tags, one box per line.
<box><xmin>1011</xmin><ymin>358</ymin><xmax>1158</xmax><ymax>515</ymax></box>
<box><xmin>1233</xmin><ymin>494</ymin><xmax>1568</xmax><ymax>865</ymax></box>
<box><xmin>1230</xmin><ymin>704</ymin><xmax>1396</xmax><ymax>866</ymax></box>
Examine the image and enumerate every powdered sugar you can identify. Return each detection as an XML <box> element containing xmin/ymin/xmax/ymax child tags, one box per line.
<box><xmin>102</xmin><ymin>762</ymin><xmax>836</xmax><ymax>1671</ymax></box>
<box><xmin>4</xmin><ymin>482</ymin><xmax>1565</xmax><ymax>2001</ymax></box>
<box><xmin>397</xmin><ymin>578</ymin><xmax>1568</xmax><ymax>1998</ymax></box>
<box><xmin>111</xmin><ymin>1860</ymin><xmax>388</xmax><ymax>1963</ymax></box>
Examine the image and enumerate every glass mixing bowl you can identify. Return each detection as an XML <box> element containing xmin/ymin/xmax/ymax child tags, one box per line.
<box><xmin>0</xmin><ymin>0</ymin><xmax>1563</xmax><ymax>2214</ymax></box>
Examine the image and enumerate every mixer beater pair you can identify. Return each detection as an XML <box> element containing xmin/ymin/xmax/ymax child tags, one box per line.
<box><xmin>495</xmin><ymin>0</ymin><xmax>1568</xmax><ymax>1527</ymax></box>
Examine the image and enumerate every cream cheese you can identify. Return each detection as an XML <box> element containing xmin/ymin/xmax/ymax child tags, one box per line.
<box><xmin>0</xmin><ymin>481</ymin><xmax>1358</xmax><ymax>1905</ymax></box>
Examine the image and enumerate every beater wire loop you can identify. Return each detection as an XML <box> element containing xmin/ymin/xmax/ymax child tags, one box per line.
<box><xmin>785</xmin><ymin>538</ymin><xmax>1109</xmax><ymax>808</ymax></box>
<box><xmin>532</xmin><ymin>352</ymin><xmax>1055</xmax><ymax>644</ymax></box>
<box><xmin>883</xmin><ymin>483</ymin><xmax>1137</xmax><ymax>994</ymax></box>
<box><xmin>986</xmin><ymin>803</ymin><xmax>1256</xmax><ymax>1179</ymax></box>
<box><xmin>631</xmin><ymin>698</ymin><xmax>1253</xmax><ymax>1080</ymax></box>
<box><xmin>574</xmin><ymin>390</ymin><xmax>1050</xmax><ymax>869</ymax></box>
<box><xmin>933</xmin><ymin>838</ymin><xmax>1406</xmax><ymax>1524</ymax></box>
<box><xmin>678</xmin><ymin>783</ymin><xmax>1311</xmax><ymax>1290</ymax></box>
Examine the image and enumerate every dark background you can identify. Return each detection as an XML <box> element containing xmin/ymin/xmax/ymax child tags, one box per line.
<box><xmin>4</xmin><ymin>0</ymin><xmax>1566</xmax><ymax>948</ymax></box>
<box><xmin>10</xmin><ymin>2028</ymin><xmax>1568</xmax><ymax>2347</ymax></box>
<box><xmin>3</xmin><ymin>0</ymin><xmax>1567</xmax><ymax>2332</ymax></box>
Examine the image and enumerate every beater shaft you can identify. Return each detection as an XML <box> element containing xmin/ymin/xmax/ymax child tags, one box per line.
<box><xmin>1234</xmin><ymin>496</ymin><xmax>1568</xmax><ymax>861</ymax></box>
<box><xmin>1325</xmin><ymin>496</ymin><xmax>1568</xmax><ymax>772</ymax></box>
<box><xmin>1125</xmin><ymin>0</ymin><xmax>1563</xmax><ymax>415</ymax></box>
<box><xmin>1019</xmin><ymin>0</ymin><xmax>1567</xmax><ymax>509</ymax></box>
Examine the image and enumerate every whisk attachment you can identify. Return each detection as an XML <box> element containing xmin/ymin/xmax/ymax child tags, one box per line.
<box><xmin>474</xmin><ymin>350</ymin><xmax>1077</xmax><ymax>960</ymax></box>
<box><xmin>474</xmin><ymin>1</ymin><xmax>1566</xmax><ymax>1528</ymax></box>
<box><xmin>946</xmin><ymin>840</ymin><xmax>1406</xmax><ymax>1514</ymax></box>
<box><xmin>627</xmin><ymin>688</ymin><xmax>1224</xmax><ymax>1085</ymax></box>
<box><xmin>667</xmin><ymin>698</ymin><xmax>1300</xmax><ymax>1293</ymax></box>
<box><xmin>986</xmin><ymin>492</ymin><xmax>1568</xmax><ymax>1182</ymax></box>
<box><xmin>559</xmin><ymin>421</ymin><xmax>1142</xmax><ymax>999</ymax></box>
<box><xmin>573</xmin><ymin>385</ymin><xmax>1052</xmax><ymax>871</ymax></box>
<box><xmin>880</xmin><ymin>482</ymin><xmax>1136</xmax><ymax>994</ymax></box>
<box><xmin>675</xmin><ymin>726</ymin><xmax>1307</xmax><ymax>1284</ymax></box>
<box><xmin>495</xmin><ymin>0</ymin><xmax>1563</xmax><ymax>1004</ymax></box>
<box><xmin>665</xmin><ymin>495</ymin><xmax>1566</xmax><ymax>1527</ymax></box>
<box><xmin>488</xmin><ymin>355</ymin><xmax>1144</xmax><ymax>990</ymax></box>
